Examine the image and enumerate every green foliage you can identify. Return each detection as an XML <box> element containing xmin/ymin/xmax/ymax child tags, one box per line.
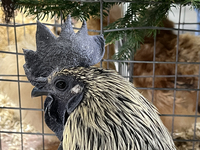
<box><xmin>104</xmin><ymin>0</ymin><xmax>200</xmax><ymax>60</ymax></box>
<box><xmin>104</xmin><ymin>1</ymin><xmax>171</xmax><ymax>60</ymax></box>
<box><xmin>5</xmin><ymin>0</ymin><xmax>200</xmax><ymax>60</ymax></box>
<box><xmin>13</xmin><ymin>0</ymin><xmax>117</xmax><ymax>21</ymax></box>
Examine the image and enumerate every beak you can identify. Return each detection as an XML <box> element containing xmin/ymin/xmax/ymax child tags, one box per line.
<box><xmin>31</xmin><ymin>87</ymin><xmax>49</xmax><ymax>97</ymax></box>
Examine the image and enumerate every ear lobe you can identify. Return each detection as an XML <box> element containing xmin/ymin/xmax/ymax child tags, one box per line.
<box><xmin>65</xmin><ymin>84</ymin><xmax>84</xmax><ymax>114</ymax></box>
<box><xmin>66</xmin><ymin>91</ymin><xmax>84</xmax><ymax>114</ymax></box>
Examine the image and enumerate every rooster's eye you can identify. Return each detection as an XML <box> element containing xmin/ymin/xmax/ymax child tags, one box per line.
<box><xmin>55</xmin><ymin>80</ymin><xmax>67</xmax><ymax>90</ymax></box>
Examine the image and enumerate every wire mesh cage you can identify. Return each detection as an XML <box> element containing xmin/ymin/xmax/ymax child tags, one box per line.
<box><xmin>0</xmin><ymin>1</ymin><xmax>200</xmax><ymax>150</ymax></box>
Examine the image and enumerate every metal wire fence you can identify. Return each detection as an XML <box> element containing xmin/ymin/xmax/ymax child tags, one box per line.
<box><xmin>0</xmin><ymin>1</ymin><xmax>200</xmax><ymax>150</ymax></box>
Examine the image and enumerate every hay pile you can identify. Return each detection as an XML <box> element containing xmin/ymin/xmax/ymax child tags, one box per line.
<box><xmin>0</xmin><ymin>93</ymin><xmax>37</xmax><ymax>149</ymax></box>
<box><xmin>0</xmin><ymin>92</ymin><xmax>59</xmax><ymax>150</ymax></box>
<box><xmin>174</xmin><ymin>123</ymin><xmax>200</xmax><ymax>150</ymax></box>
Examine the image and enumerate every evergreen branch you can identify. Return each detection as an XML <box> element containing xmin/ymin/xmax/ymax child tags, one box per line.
<box><xmin>1</xmin><ymin>0</ymin><xmax>200</xmax><ymax>60</ymax></box>
<box><xmin>105</xmin><ymin>1</ymin><xmax>200</xmax><ymax>60</ymax></box>
<box><xmin>13</xmin><ymin>0</ymin><xmax>117</xmax><ymax>21</ymax></box>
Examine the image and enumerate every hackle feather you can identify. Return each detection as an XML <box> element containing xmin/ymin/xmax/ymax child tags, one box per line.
<box><xmin>50</xmin><ymin>67</ymin><xmax>176</xmax><ymax>150</ymax></box>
